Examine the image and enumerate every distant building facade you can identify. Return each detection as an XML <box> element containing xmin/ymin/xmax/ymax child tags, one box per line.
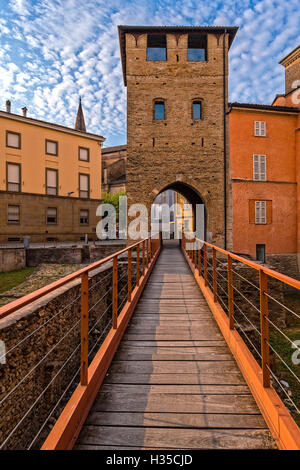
<box><xmin>0</xmin><ymin>101</ymin><xmax>104</xmax><ymax>243</ymax></box>
<box><xmin>102</xmin><ymin>145</ymin><xmax>126</xmax><ymax>194</ymax></box>
<box><xmin>229</xmin><ymin>45</ymin><xmax>300</xmax><ymax>276</ymax></box>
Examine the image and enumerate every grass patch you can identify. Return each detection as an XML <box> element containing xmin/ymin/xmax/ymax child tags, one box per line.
<box><xmin>270</xmin><ymin>325</ymin><xmax>300</xmax><ymax>426</ymax></box>
<box><xmin>0</xmin><ymin>267</ymin><xmax>35</xmax><ymax>293</ymax></box>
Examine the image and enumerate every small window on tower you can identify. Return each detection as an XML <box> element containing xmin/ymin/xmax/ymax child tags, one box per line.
<box><xmin>147</xmin><ymin>34</ymin><xmax>167</xmax><ymax>61</ymax></box>
<box><xmin>188</xmin><ymin>34</ymin><xmax>207</xmax><ymax>61</ymax></box>
<box><xmin>192</xmin><ymin>101</ymin><xmax>202</xmax><ymax>119</ymax></box>
<box><xmin>154</xmin><ymin>101</ymin><xmax>165</xmax><ymax>120</ymax></box>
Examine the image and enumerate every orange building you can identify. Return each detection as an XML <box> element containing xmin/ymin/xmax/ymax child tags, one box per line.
<box><xmin>229</xmin><ymin>45</ymin><xmax>300</xmax><ymax>276</ymax></box>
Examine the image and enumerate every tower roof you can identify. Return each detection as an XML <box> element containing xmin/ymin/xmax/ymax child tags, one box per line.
<box><xmin>118</xmin><ymin>25</ymin><xmax>238</xmax><ymax>85</ymax></box>
<box><xmin>75</xmin><ymin>97</ymin><xmax>86</xmax><ymax>132</ymax></box>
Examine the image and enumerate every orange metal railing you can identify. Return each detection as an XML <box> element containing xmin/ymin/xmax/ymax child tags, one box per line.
<box><xmin>0</xmin><ymin>235</ymin><xmax>162</xmax><ymax>450</ymax></box>
<box><xmin>181</xmin><ymin>233</ymin><xmax>300</xmax><ymax>449</ymax></box>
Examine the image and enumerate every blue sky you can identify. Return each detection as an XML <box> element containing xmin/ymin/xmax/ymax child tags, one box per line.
<box><xmin>0</xmin><ymin>0</ymin><xmax>299</xmax><ymax>146</ymax></box>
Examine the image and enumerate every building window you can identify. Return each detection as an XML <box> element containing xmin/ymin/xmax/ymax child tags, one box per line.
<box><xmin>80</xmin><ymin>209</ymin><xmax>89</xmax><ymax>225</ymax></box>
<box><xmin>79</xmin><ymin>173</ymin><xmax>89</xmax><ymax>198</ymax></box>
<box><xmin>7</xmin><ymin>163</ymin><xmax>21</xmax><ymax>192</ymax></box>
<box><xmin>6</xmin><ymin>131</ymin><xmax>21</xmax><ymax>149</ymax></box>
<box><xmin>79</xmin><ymin>146</ymin><xmax>90</xmax><ymax>162</ymax></box>
<box><xmin>45</xmin><ymin>139</ymin><xmax>58</xmax><ymax>155</ymax></box>
<box><xmin>47</xmin><ymin>207</ymin><xmax>57</xmax><ymax>224</ymax></box>
<box><xmin>147</xmin><ymin>34</ymin><xmax>167</xmax><ymax>61</ymax></box>
<box><xmin>255</xmin><ymin>201</ymin><xmax>266</xmax><ymax>224</ymax></box>
<box><xmin>46</xmin><ymin>168</ymin><xmax>58</xmax><ymax>195</ymax></box>
<box><xmin>254</xmin><ymin>121</ymin><xmax>266</xmax><ymax>137</ymax></box>
<box><xmin>192</xmin><ymin>101</ymin><xmax>202</xmax><ymax>119</ymax></box>
<box><xmin>256</xmin><ymin>244</ymin><xmax>266</xmax><ymax>263</ymax></box>
<box><xmin>187</xmin><ymin>34</ymin><xmax>207</xmax><ymax>61</ymax></box>
<box><xmin>253</xmin><ymin>155</ymin><xmax>266</xmax><ymax>181</ymax></box>
<box><xmin>7</xmin><ymin>205</ymin><xmax>20</xmax><ymax>224</ymax></box>
<box><xmin>154</xmin><ymin>101</ymin><xmax>165</xmax><ymax>120</ymax></box>
<box><xmin>249</xmin><ymin>200</ymin><xmax>272</xmax><ymax>224</ymax></box>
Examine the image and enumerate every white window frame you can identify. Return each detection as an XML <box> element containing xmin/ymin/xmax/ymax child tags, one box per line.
<box><xmin>253</xmin><ymin>155</ymin><xmax>266</xmax><ymax>181</ymax></box>
<box><xmin>255</xmin><ymin>201</ymin><xmax>266</xmax><ymax>224</ymax></box>
<box><xmin>254</xmin><ymin>121</ymin><xmax>266</xmax><ymax>137</ymax></box>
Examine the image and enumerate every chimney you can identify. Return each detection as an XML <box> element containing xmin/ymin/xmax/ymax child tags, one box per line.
<box><xmin>6</xmin><ymin>100</ymin><xmax>11</xmax><ymax>113</ymax></box>
<box><xmin>22</xmin><ymin>106</ymin><xmax>28</xmax><ymax>117</ymax></box>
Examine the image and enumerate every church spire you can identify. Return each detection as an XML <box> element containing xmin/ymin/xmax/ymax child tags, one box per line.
<box><xmin>75</xmin><ymin>97</ymin><xmax>86</xmax><ymax>132</ymax></box>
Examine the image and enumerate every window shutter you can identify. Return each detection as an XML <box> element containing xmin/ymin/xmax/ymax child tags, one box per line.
<box><xmin>253</xmin><ymin>155</ymin><xmax>259</xmax><ymax>180</ymax></box>
<box><xmin>266</xmin><ymin>201</ymin><xmax>272</xmax><ymax>224</ymax></box>
<box><xmin>7</xmin><ymin>133</ymin><xmax>20</xmax><ymax>148</ymax></box>
<box><xmin>79</xmin><ymin>148</ymin><xmax>89</xmax><ymax>161</ymax></box>
<box><xmin>253</xmin><ymin>155</ymin><xmax>266</xmax><ymax>180</ymax></box>
<box><xmin>255</xmin><ymin>201</ymin><xmax>261</xmax><ymax>223</ymax></box>
<box><xmin>46</xmin><ymin>141</ymin><xmax>57</xmax><ymax>155</ymax></box>
<box><xmin>47</xmin><ymin>207</ymin><xmax>57</xmax><ymax>217</ymax></box>
<box><xmin>260</xmin><ymin>155</ymin><xmax>266</xmax><ymax>180</ymax></box>
<box><xmin>254</xmin><ymin>121</ymin><xmax>266</xmax><ymax>136</ymax></box>
<box><xmin>8</xmin><ymin>205</ymin><xmax>20</xmax><ymax>222</ymax></box>
<box><xmin>249</xmin><ymin>200</ymin><xmax>255</xmax><ymax>223</ymax></box>
<box><xmin>7</xmin><ymin>164</ymin><xmax>20</xmax><ymax>183</ymax></box>
<box><xmin>47</xmin><ymin>169</ymin><xmax>57</xmax><ymax>187</ymax></box>
<box><xmin>80</xmin><ymin>174</ymin><xmax>88</xmax><ymax>190</ymax></box>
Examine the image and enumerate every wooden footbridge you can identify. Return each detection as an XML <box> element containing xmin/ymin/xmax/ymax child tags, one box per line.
<box><xmin>0</xmin><ymin>236</ymin><xmax>300</xmax><ymax>450</ymax></box>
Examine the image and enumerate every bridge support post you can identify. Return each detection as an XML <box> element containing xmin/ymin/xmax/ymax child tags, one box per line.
<box><xmin>212</xmin><ymin>248</ymin><xmax>217</xmax><ymax>302</ymax></box>
<box><xmin>112</xmin><ymin>256</ymin><xmax>118</xmax><ymax>329</ymax></box>
<box><xmin>80</xmin><ymin>272</ymin><xmax>89</xmax><ymax>386</ymax></box>
<box><xmin>260</xmin><ymin>270</ymin><xmax>270</xmax><ymax>388</ymax></box>
<box><xmin>227</xmin><ymin>255</ymin><xmax>234</xmax><ymax>329</ymax></box>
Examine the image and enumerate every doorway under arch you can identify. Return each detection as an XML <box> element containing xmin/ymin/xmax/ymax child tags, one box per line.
<box><xmin>152</xmin><ymin>181</ymin><xmax>207</xmax><ymax>244</ymax></box>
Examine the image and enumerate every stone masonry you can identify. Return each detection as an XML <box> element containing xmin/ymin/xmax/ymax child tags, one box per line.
<box><xmin>120</xmin><ymin>27</ymin><xmax>237</xmax><ymax>248</ymax></box>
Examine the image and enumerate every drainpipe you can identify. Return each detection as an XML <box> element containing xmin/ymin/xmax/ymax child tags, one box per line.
<box><xmin>223</xmin><ymin>29</ymin><xmax>227</xmax><ymax>250</ymax></box>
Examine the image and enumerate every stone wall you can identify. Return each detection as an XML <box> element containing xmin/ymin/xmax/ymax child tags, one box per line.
<box><xmin>0</xmin><ymin>248</ymin><xmax>26</xmax><ymax>272</ymax></box>
<box><xmin>125</xmin><ymin>32</ymin><xmax>232</xmax><ymax>248</ymax></box>
<box><xmin>0</xmin><ymin>191</ymin><xmax>102</xmax><ymax>244</ymax></box>
<box><xmin>26</xmin><ymin>244</ymin><xmax>125</xmax><ymax>267</ymax></box>
<box><xmin>0</xmin><ymin>256</ymin><xmax>132</xmax><ymax>449</ymax></box>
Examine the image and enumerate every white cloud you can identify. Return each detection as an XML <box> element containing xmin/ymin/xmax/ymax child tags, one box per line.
<box><xmin>0</xmin><ymin>0</ymin><xmax>299</xmax><ymax>145</ymax></box>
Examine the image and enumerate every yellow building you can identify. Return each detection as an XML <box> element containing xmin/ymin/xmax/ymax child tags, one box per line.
<box><xmin>174</xmin><ymin>192</ymin><xmax>194</xmax><ymax>235</ymax></box>
<box><xmin>0</xmin><ymin>100</ymin><xmax>105</xmax><ymax>243</ymax></box>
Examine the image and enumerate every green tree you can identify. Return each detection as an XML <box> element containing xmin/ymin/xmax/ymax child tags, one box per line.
<box><xmin>102</xmin><ymin>191</ymin><xmax>126</xmax><ymax>222</ymax></box>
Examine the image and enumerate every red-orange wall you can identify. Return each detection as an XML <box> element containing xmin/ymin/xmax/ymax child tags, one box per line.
<box><xmin>229</xmin><ymin>109</ymin><xmax>298</xmax><ymax>257</ymax></box>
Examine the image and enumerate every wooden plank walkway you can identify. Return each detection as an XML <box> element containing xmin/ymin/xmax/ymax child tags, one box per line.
<box><xmin>75</xmin><ymin>241</ymin><xmax>276</xmax><ymax>450</ymax></box>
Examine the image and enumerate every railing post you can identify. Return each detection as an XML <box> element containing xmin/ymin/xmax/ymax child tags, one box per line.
<box><xmin>136</xmin><ymin>243</ymin><xmax>140</xmax><ymax>286</ymax></box>
<box><xmin>128</xmin><ymin>248</ymin><xmax>132</xmax><ymax>303</ymax></box>
<box><xmin>146</xmin><ymin>238</ymin><xmax>149</xmax><ymax>267</ymax></box>
<box><xmin>212</xmin><ymin>247</ymin><xmax>217</xmax><ymax>302</ymax></box>
<box><xmin>112</xmin><ymin>256</ymin><xmax>118</xmax><ymax>329</ymax></box>
<box><xmin>80</xmin><ymin>272</ymin><xmax>89</xmax><ymax>386</ymax></box>
<box><xmin>204</xmin><ymin>244</ymin><xmax>208</xmax><ymax>286</ymax></box>
<box><xmin>142</xmin><ymin>240</ymin><xmax>145</xmax><ymax>276</ymax></box>
<box><xmin>227</xmin><ymin>255</ymin><xmax>234</xmax><ymax>329</ymax></box>
<box><xmin>260</xmin><ymin>270</ymin><xmax>270</xmax><ymax>387</ymax></box>
<box><xmin>198</xmin><ymin>243</ymin><xmax>201</xmax><ymax>277</ymax></box>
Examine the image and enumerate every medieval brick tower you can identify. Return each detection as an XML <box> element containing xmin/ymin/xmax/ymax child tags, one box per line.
<box><xmin>118</xmin><ymin>25</ymin><xmax>237</xmax><ymax>247</ymax></box>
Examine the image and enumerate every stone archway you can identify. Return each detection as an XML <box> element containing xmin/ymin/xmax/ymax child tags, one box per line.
<box><xmin>151</xmin><ymin>181</ymin><xmax>208</xmax><ymax>243</ymax></box>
